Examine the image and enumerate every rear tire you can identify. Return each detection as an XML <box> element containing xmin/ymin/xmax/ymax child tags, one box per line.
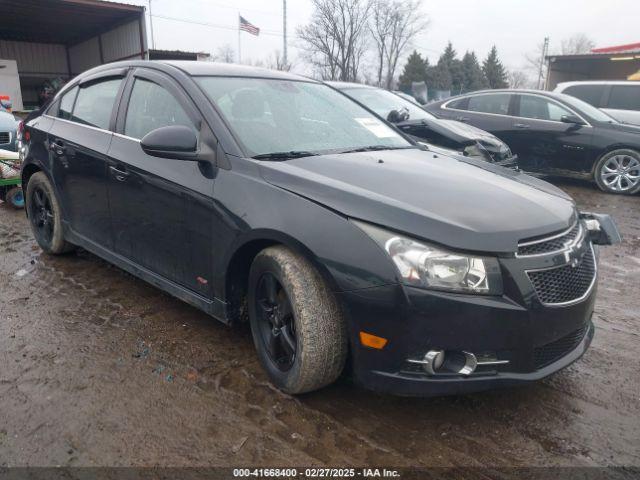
<box><xmin>25</xmin><ymin>172</ymin><xmax>76</xmax><ymax>254</ymax></box>
<box><xmin>594</xmin><ymin>149</ymin><xmax>640</xmax><ymax>195</ymax></box>
<box><xmin>248</xmin><ymin>246</ymin><xmax>348</xmax><ymax>394</ymax></box>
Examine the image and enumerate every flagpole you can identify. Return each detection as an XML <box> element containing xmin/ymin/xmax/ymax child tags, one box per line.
<box><xmin>237</xmin><ymin>13</ymin><xmax>241</xmax><ymax>64</ymax></box>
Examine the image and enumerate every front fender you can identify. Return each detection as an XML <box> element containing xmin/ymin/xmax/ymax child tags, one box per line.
<box><xmin>212</xmin><ymin>160</ymin><xmax>399</xmax><ymax>296</ymax></box>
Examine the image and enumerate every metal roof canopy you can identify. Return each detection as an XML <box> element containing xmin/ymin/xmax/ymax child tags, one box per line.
<box><xmin>0</xmin><ymin>0</ymin><xmax>144</xmax><ymax>45</ymax></box>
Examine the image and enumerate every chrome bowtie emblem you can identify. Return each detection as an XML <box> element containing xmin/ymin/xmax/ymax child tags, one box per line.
<box><xmin>563</xmin><ymin>240</ymin><xmax>582</xmax><ymax>267</ymax></box>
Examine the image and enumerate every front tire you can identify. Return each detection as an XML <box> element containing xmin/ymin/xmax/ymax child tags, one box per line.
<box><xmin>594</xmin><ymin>149</ymin><xmax>640</xmax><ymax>195</ymax></box>
<box><xmin>248</xmin><ymin>246</ymin><xmax>348</xmax><ymax>394</ymax></box>
<box><xmin>25</xmin><ymin>172</ymin><xmax>75</xmax><ymax>254</ymax></box>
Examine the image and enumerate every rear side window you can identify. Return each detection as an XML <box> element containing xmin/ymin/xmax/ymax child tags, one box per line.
<box><xmin>563</xmin><ymin>84</ymin><xmax>604</xmax><ymax>107</ymax></box>
<box><xmin>467</xmin><ymin>94</ymin><xmax>511</xmax><ymax>115</ymax></box>
<box><xmin>58</xmin><ymin>87</ymin><xmax>78</xmax><ymax>120</ymax></box>
<box><xmin>444</xmin><ymin>97</ymin><xmax>468</xmax><ymax>110</ymax></box>
<box><xmin>124</xmin><ymin>79</ymin><xmax>194</xmax><ymax>140</ymax></box>
<box><xmin>608</xmin><ymin>85</ymin><xmax>640</xmax><ymax>111</ymax></box>
<box><xmin>72</xmin><ymin>78</ymin><xmax>122</xmax><ymax>130</ymax></box>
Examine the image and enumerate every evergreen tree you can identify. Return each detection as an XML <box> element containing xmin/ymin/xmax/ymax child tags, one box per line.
<box><xmin>430</xmin><ymin>59</ymin><xmax>452</xmax><ymax>91</ymax></box>
<box><xmin>461</xmin><ymin>51</ymin><xmax>488</xmax><ymax>92</ymax></box>
<box><xmin>439</xmin><ymin>42</ymin><xmax>464</xmax><ymax>94</ymax></box>
<box><xmin>482</xmin><ymin>46</ymin><xmax>508</xmax><ymax>89</ymax></box>
<box><xmin>398</xmin><ymin>51</ymin><xmax>428</xmax><ymax>93</ymax></box>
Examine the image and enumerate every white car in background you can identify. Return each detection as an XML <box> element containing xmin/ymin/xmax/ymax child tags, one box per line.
<box><xmin>554</xmin><ymin>81</ymin><xmax>640</xmax><ymax>125</ymax></box>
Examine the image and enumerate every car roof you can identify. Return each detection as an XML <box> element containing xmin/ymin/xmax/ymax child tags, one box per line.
<box><xmin>325</xmin><ymin>81</ymin><xmax>376</xmax><ymax>90</ymax></box>
<box><xmin>73</xmin><ymin>60</ymin><xmax>317</xmax><ymax>83</ymax></box>
<box><xmin>444</xmin><ymin>89</ymin><xmax>569</xmax><ymax>102</ymax></box>
<box><xmin>555</xmin><ymin>80</ymin><xmax>640</xmax><ymax>89</ymax></box>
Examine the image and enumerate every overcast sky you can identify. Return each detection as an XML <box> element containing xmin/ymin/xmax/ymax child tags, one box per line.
<box><xmin>115</xmin><ymin>0</ymin><xmax>639</xmax><ymax>75</ymax></box>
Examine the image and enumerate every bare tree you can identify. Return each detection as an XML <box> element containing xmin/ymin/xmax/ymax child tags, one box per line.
<box><xmin>297</xmin><ymin>0</ymin><xmax>373</xmax><ymax>81</ymax></box>
<box><xmin>561</xmin><ymin>33</ymin><xmax>595</xmax><ymax>55</ymax></box>
<box><xmin>370</xmin><ymin>0</ymin><xmax>428</xmax><ymax>89</ymax></box>
<box><xmin>265</xmin><ymin>50</ymin><xmax>293</xmax><ymax>71</ymax></box>
<box><xmin>508</xmin><ymin>69</ymin><xmax>531</xmax><ymax>89</ymax></box>
<box><xmin>214</xmin><ymin>44</ymin><xmax>235</xmax><ymax>63</ymax></box>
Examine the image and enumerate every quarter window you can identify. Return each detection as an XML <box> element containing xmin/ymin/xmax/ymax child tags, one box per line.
<box><xmin>519</xmin><ymin>96</ymin><xmax>571</xmax><ymax>121</ymax></box>
<box><xmin>467</xmin><ymin>94</ymin><xmax>511</xmax><ymax>115</ymax></box>
<box><xmin>124</xmin><ymin>79</ymin><xmax>195</xmax><ymax>140</ymax></box>
<box><xmin>58</xmin><ymin>87</ymin><xmax>78</xmax><ymax>120</ymax></box>
<box><xmin>72</xmin><ymin>78</ymin><xmax>122</xmax><ymax>130</ymax></box>
<box><xmin>608</xmin><ymin>85</ymin><xmax>640</xmax><ymax>111</ymax></box>
<box><xmin>563</xmin><ymin>84</ymin><xmax>604</xmax><ymax>107</ymax></box>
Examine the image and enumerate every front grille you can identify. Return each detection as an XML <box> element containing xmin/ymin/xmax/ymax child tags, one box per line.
<box><xmin>0</xmin><ymin>131</ymin><xmax>10</xmax><ymax>144</ymax></box>
<box><xmin>527</xmin><ymin>246</ymin><xmax>596</xmax><ymax>305</ymax></box>
<box><xmin>534</xmin><ymin>324</ymin><xmax>589</xmax><ymax>369</ymax></box>
<box><xmin>518</xmin><ymin>222</ymin><xmax>582</xmax><ymax>257</ymax></box>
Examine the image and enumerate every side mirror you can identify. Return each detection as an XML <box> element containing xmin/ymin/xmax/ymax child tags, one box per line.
<box><xmin>387</xmin><ymin>108</ymin><xmax>410</xmax><ymax>124</ymax></box>
<box><xmin>561</xmin><ymin>114</ymin><xmax>586</xmax><ymax>126</ymax></box>
<box><xmin>140</xmin><ymin>125</ymin><xmax>198</xmax><ymax>160</ymax></box>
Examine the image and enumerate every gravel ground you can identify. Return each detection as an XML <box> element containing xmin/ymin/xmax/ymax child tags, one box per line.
<box><xmin>0</xmin><ymin>178</ymin><xmax>639</xmax><ymax>469</ymax></box>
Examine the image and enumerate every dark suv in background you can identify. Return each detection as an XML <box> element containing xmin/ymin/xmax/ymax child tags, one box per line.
<box><xmin>21</xmin><ymin>61</ymin><xmax>620</xmax><ymax>396</ymax></box>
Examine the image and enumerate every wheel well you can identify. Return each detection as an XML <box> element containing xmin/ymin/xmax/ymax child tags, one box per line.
<box><xmin>225</xmin><ymin>239</ymin><xmax>280</xmax><ymax>324</ymax></box>
<box><xmin>21</xmin><ymin>163</ymin><xmax>41</xmax><ymax>193</ymax></box>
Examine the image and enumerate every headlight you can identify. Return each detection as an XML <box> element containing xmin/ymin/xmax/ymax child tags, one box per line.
<box><xmin>354</xmin><ymin>221</ymin><xmax>503</xmax><ymax>295</ymax></box>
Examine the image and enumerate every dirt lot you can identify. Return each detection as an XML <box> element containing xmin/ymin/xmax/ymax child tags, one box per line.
<box><xmin>0</xmin><ymin>178</ymin><xmax>639</xmax><ymax>469</ymax></box>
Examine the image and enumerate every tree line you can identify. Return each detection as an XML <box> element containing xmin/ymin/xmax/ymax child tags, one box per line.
<box><xmin>398</xmin><ymin>43</ymin><xmax>508</xmax><ymax>96</ymax></box>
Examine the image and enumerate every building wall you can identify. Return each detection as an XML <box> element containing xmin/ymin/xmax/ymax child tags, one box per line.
<box><xmin>0</xmin><ymin>40</ymin><xmax>68</xmax><ymax>77</ymax></box>
<box><xmin>547</xmin><ymin>56</ymin><xmax>640</xmax><ymax>89</ymax></box>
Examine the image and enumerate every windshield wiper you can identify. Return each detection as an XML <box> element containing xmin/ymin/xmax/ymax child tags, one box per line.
<box><xmin>337</xmin><ymin>145</ymin><xmax>414</xmax><ymax>154</ymax></box>
<box><xmin>252</xmin><ymin>151</ymin><xmax>319</xmax><ymax>160</ymax></box>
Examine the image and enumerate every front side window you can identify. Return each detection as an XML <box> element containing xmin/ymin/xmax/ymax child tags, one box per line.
<box><xmin>467</xmin><ymin>94</ymin><xmax>511</xmax><ymax>115</ymax></box>
<box><xmin>58</xmin><ymin>87</ymin><xmax>78</xmax><ymax>120</ymax></box>
<box><xmin>563</xmin><ymin>84</ymin><xmax>604</xmax><ymax>106</ymax></box>
<box><xmin>196</xmin><ymin>77</ymin><xmax>410</xmax><ymax>156</ymax></box>
<box><xmin>72</xmin><ymin>78</ymin><xmax>122</xmax><ymax>130</ymax></box>
<box><xmin>519</xmin><ymin>95</ymin><xmax>571</xmax><ymax>121</ymax></box>
<box><xmin>608</xmin><ymin>85</ymin><xmax>640</xmax><ymax>111</ymax></box>
<box><xmin>124</xmin><ymin>79</ymin><xmax>195</xmax><ymax>139</ymax></box>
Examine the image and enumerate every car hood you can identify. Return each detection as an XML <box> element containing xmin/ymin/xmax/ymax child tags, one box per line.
<box><xmin>258</xmin><ymin>149</ymin><xmax>575</xmax><ymax>254</ymax></box>
<box><xmin>0</xmin><ymin>111</ymin><xmax>18</xmax><ymax>130</ymax></box>
<box><xmin>599</xmin><ymin>121</ymin><xmax>640</xmax><ymax>135</ymax></box>
<box><xmin>399</xmin><ymin>118</ymin><xmax>508</xmax><ymax>152</ymax></box>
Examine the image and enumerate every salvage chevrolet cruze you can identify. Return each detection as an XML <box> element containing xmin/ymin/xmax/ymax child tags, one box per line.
<box><xmin>21</xmin><ymin>62</ymin><xmax>620</xmax><ymax>395</ymax></box>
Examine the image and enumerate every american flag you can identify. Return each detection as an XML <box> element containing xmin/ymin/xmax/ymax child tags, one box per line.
<box><xmin>239</xmin><ymin>16</ymin><xmax>260</xmax><ymax>36</ymax></box>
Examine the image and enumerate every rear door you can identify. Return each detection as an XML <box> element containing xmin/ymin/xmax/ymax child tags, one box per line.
<box><xmin>47</xmin><ymin>71</ymin><xmax>126</xmax><ymax>248</ymax></box>
<box><xmin>107</xmin><ymin>68</ymin><xmax>216</xmax><ymax>298</ymax></box>
<box><xmin>509</xmin><ymin>94</ymin><xmax>592</xmax><ymax>174</ymax></box>
<box><xmin>442</xmin><ymin>92</ymin><xmax>516</xmax><ymax>143</ymax></box>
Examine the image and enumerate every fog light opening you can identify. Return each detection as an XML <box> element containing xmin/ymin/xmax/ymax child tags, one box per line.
<box><xmin>416</xmin><ymin>350</ymin><xmax>478</xmax><ymax>376</ymax></box>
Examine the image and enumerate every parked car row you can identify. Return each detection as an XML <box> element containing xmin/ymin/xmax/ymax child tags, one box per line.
<box><xmin>20</xmin><ymin>61</ymin><xmax>620</xmax><ymax>397</ymax></box>
<box><xmin>426</xmin><ymin>89</ymin><xmax>640</xmax><ymax>195</ymax></box>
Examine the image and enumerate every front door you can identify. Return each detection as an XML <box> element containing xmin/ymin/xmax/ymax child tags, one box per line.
<box><xmin>106</xmin><ymin>68</ymin><xmax>216</xmax><ymax>299</ymax></box>
<box><xmin>509</xmin><ymin>94</ymin><xmax>592</xmax><ymax>175</ymax></box>
<box><xmin>48</xmin><ymin>74</ymin><xmax>126</xmax><ymax>248</ymax></box>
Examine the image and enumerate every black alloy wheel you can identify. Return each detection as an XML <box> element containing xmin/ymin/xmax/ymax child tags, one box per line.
<box><xmin>29</xmin><ymin>186</ymin><xmax>55</xmax><ymax>246</ymax></box>
<box><xmin>254</xmin><ymin>272</ymin><xmax>297</xmax><ymax>371</ymax></box>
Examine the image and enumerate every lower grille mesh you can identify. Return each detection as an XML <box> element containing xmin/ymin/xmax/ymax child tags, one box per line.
<box><xmin>527</xmin><ymin>247</ymin><xmax>596</xmax><ymax>305</ymax></box>
<box><xmin>534</xmin><ymin>325</ymin><xmax>589</xmax><ymax>369</ymax></box>
<box><xmin>0</xmin><ymin>132</ymin><xmax>10</xmax><ymax>144</ymax></box>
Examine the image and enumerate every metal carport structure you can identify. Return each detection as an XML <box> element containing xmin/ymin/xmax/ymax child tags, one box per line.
<box><xmin>0</xmin><ymin>0</ymin><xmax>147</xmax><ymax>110</ymax></box>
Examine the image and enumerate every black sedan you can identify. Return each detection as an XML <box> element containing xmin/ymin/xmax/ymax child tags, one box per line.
<box><xmin>21</xmin><ymin>62</ymin><xmax>619</xmax><ymax>396</ymax></box>
<box><xmin>328</xmin><ymin>81</ymin><xmax>515</xmax><ymax>165</ymax></box>
<box><xmin>426</xmin><ymin>89</ymin><xmax>640</xmax><ymax>195</ymax></box>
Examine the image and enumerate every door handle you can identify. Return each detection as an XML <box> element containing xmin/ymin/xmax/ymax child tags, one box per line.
<box><xmin>456</xmin><ymin>116</ymin><xmax>469</xmax><ymax>122</ymax></box>
<box><xmin>109</xmin><ymin>165</ymin><xmax>130</xmax><ymax>182</ymax></box>
<box><xmin>513</xmin><ymin>123</ymin><xmax>530</xmax><ymax>129</ymax></box>
<box><xmin>50</xmin><ymin>140</ymin><xmax>66</xmax><ymax>155</ymax></box>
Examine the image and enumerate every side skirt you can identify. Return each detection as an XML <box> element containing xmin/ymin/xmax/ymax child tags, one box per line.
<box><xmin>64</xmin><ymin>223</ymin><xmax>231</xmax><ymax>325</ymax></box>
